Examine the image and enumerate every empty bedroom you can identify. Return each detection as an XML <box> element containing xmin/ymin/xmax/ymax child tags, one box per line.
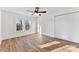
<box><xmin>0</xmin><ymin>7</ymin><xmax>79</xmax><ymax>52</ymax></box>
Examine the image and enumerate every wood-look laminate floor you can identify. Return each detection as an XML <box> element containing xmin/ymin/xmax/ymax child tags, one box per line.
<box><xmin>0</xmin><ymin>33</ymin><xmax>79</xmax><ymax>52</ymax></box>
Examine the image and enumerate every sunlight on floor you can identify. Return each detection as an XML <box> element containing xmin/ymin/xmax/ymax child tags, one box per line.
<box><xmin>0</xmin><ymin>40</ymin><xmax>2</xmax><ymax>45</ymax></box>
<box><xmin>51</xmin><ymin>45</ymin><xmax>79</xmax><ymax>52</ymax></box>
<box><xmin>36</xmin><ymin>24</ymin><xmax>43</xmax><ymax>43</ymax></box>
<box><xmin>39</xmin><ymin>41</ymin><xmax>61</xmax><ymax>48</ymax></box>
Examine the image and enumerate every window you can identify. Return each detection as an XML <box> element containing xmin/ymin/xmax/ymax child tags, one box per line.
<box><xmin>16</xmin><ymin>17</ymin><xmax>32</xmax><ymax>31</ymax></box>
<box><xmin>25</xmin><ymin>19</ymin><xmax>31</xmax><ymax>30</ymax></box>
<box><xmin>16</xmin><ymin>17</ymin><xmax>22</xmax><ymax>31</ymax></box>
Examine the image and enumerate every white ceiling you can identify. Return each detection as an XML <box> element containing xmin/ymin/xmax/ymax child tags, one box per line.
<box><xmin>1</xmin><ymin>7</ymin><xmax>79</xmax><ymax>16</ymax></box>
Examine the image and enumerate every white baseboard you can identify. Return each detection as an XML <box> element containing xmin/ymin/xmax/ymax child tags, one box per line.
<box><xmin>1</xmin><ymin>32</ymin><xmax>35</xmax><ymax>40</ymax></box>
<box><xmin>42</xmin><ymin>33</ymin><xmax>54</xmax><ymax>37</ymax></box>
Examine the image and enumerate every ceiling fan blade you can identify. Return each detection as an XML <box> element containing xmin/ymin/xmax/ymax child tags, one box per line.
<box><xmin>38</xmin><ymin>11</ymin><xmax>46</xmax><ymax>13</ymax></box>
<box><xmin>26</xmin><ymin>10</ymin><xmax>34</xmax><ymax>13</ymax></box>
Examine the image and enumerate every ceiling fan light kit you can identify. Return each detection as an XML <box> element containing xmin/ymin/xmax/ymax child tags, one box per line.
<box><xmin>27</xmin><ymin>7</ymin><xmax>47</xmax><ymax>16</ymax></box>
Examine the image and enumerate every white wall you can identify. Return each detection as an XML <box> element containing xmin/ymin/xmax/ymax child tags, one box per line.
<box><xmin>38</xmin><ymin>7</ymin><xmax>79</xmax><ymax>43</ymax></box>
<box><xmin>37</xmin><ymin>10</ymin><xmax>54</xmax><ymax>37</ymax></box>
<box><xmin>55</xmin><ymin>12</ymin><xmax>79</xmax><ymax>43</ymax></box>
<box><xmin>1</xmin><ymin>7</ymin><xmax>79</xmax><ymax>43</ymax></box>
<box><xmin>38</xmin><ymin>7</ymin><xmax>79</xmax><ymax>37</ymax></box>
<box><xmin>1</xmin><ymin>9</ymin><xmax>36</xmax><ymax>40</ymax></box>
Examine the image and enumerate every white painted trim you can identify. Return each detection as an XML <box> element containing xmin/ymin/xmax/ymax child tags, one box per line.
<box><xmin>54</xmin><ymin>10</ymin><xmax>79</xmax><ymax>17</ymax></box>
<box><xmin>1</xmin><ymin>32</ymin><xmax>35</xmax><ymax>40</ymax></box>
<box><xmin>42</xmin><ymin>33</ymin><xmax>54</xmax><ymax>37</ymax></box>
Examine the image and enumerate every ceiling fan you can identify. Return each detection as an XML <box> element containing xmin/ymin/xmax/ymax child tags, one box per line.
<box><xmin>26</xmin><ymin>7</ymin><xmax>47</xmax><ymax>16</ymax></box>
